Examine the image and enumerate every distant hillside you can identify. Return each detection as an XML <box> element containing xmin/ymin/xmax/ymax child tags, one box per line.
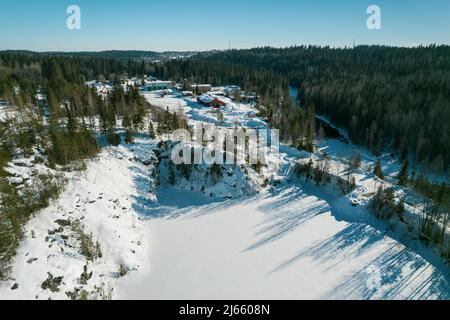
<box><xmin>0</xmin><ymin>50</ymin><xmax>197</xmax><ymax>61</ymax></box>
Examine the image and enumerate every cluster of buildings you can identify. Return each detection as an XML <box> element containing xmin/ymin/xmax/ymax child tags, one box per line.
<box><xmin>143</xmin><ymin>78</ymin><xmax>173</xmax><ymax>92</ymax></box>
<box><xmin>120</xmin><ymin>76</ymin><xmax>172</xmax><ymax>92</ymax></box>
<box><xmin>85</xmin><ymin>80</ymin><xmax>114</xmax><ymax>97</ymax></box>
<box><xmin>173</xmin><ymin>83</ymin><xmax>211</xmax><ymax>96</ymax></box>
<box><xmin>85</xmin><ymin>75</ymin><xmax>258</xmax><ymax>110</ymax></box>
<box><xmin>195</xmin><ymin>85</ymin><xmax>256</xmax><ymax>108</ymax></box>
<box><xmin>122</xmin><ymin>77</ymin><xmax>142</xmax><ymax>88</ymax></box>
<box><xmin>224</xmin><ymin>85</ymin><xmax>257</xmax><ymax>102</ymax></box>
<box><xmin>86</xmin><ymin>77</ymin><xmax>173</xmax><ymax>95</ymax></box>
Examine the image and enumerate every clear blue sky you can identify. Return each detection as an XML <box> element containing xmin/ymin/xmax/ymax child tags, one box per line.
<box><xmin>0</xmin><ymin>0</ymin><xmax>449</xmax><ymax>51</ymax></box>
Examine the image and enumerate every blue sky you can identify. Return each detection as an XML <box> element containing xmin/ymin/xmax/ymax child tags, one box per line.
<box><xmin>0</xmin><ymin>0</ymin><xmax>449</xmax><ymax>51</ymax></box>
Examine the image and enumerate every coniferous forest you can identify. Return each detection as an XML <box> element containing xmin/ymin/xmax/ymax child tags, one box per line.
<box><xmin>0</xmin><ymin>52</ymin><xmax>150</xmax><ymax>277</ymax></box>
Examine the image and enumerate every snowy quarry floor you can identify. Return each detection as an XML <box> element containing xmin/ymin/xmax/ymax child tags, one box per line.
<box><xmin>119</xmin><ymin>184</ymin><xmax>450</xmax><ymax>300</ymax></box>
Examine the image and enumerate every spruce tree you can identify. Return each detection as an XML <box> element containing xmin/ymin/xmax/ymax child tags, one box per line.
<box><xmin>125</xmin><ymin>129</ymin><xmax>134</xmax><ymax>144</ymax></box>
<box><xmin>148</xmin><ymin>121</ymin><xmax>156</xmax><ymax>139</ymax></box>
<box><xmin>352</xmin><ymin>152</ymin><xmax>361</xmax><ymax>170</ymax></box>
<box><xmin>397</xmin><ymin>159</ymin><xmax>409</xmax><ymax>186</ymax></box>
<box><xmin>168</xmin><ymin>162</ymin><xmax>176</xmax><ymax>185</ymax></box>
<box><xmin>396</xmin><ymin>197</ymin><xmax>405</xmax><ymax>222</ymax></box>
<box><xmin>374</xmin><ymin>159</ymin><xmax>384</xmax><ymax>180</ymax></box>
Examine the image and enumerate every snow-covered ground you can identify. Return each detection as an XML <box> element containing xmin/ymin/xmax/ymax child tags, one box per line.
<box><xmin>143</xmin><ymin>92</ymin><xmax>266</xmax><ymax>129</ymax></box>
<box><xmin>119</xmin><ymin>185</ymin><xmax>449</xmax><ymax>300</ymax></box>
<box><xmin>119</xmin><ymin>91</ymin><xmax>450</xmax><ymax>300</ymax></box>
<box><xmin>0</xmin><ymin>103</ymin><xmax>17</xmax><ymax>122</ymax></box>
<box><xmin>1</xmin><ymin>91</ymin><xmax>449</xmax><ymax>300</ymax></box>
<box><xmin>0</xmin><ymin>142</ymin><xmax>155</xmax><ymax>299</ymax></box>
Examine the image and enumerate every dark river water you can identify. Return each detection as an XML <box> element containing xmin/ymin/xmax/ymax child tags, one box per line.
<box><xmin>315</xmin><ymin>118</ymin><xmax>346</xmax><ymax>141</ymax></box>
<box><xmin>289</xmin><ymin>86</ymin><xmax>348</xmax><ymax>143</ymax></box>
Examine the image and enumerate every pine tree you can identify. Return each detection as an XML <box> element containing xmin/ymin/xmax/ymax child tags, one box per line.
<box><xmin>210</xmin><ymin>163</ymin><xmax>222</xmax><ymax>183</ymax></box>
<box><xmin>371</xmin><ymin>187</ymin><xmax>396</xmax><ymax>220</ymax></box>
<box><xmin>318</xmin><ymin>124</ymin><xmax>326</xmax><ymax>140</ymax></box>
<box><xmin>168</xmin><ymin>162</ymin><xmax>176</xmax><ymax>185</ymax></box>
<box><xmin>306</xmin><ymin>158</ymin><xmax>314</xmax><ymax>181</ymax></box>
<box><xmin>122</xmin><ymin>113</ymin><xmax>132</xmax><ymax>129</ymax></box>
<box><xmin>148</xmin><ymin>121</ymin><xmax>156</xmax><ymax>139</ymax></box>
<box><xmin>350</xmin><ymin>176</ymin><xmax>356</xmax><ymax>189</ymax></box>
<box><xmin>352</xmin><ymin>152</ymin><xmax>361</xmax><ymax>170</ymax></box>
<box><xmin>125</xmin><ymin>129</ymin><xmax>134</xmax><ymax>144</ymax></box>
<box><xmin>396</xmin><ymin>197</ymin><xmax>405</xmax><ymax>222</ymax></box>
<box><xmin>374</xmin><ymin>158</ymin><xmax>384</xmax><ymax>179</ymax></box>
<box><xmin>397</xmin><ymin>159</ymin><xmax>409</xmax><ymax>186</ymax></box>
<box><xmin>216</xmin><ymin>109</ymin><xmax>224</xmax><ymax>124</ymax></box>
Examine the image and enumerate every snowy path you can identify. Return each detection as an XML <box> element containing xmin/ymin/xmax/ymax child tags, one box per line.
<box><xmin>119</xmin><ymin>185</ymin><xmax>450</xmax><ymax>300</ymax></box>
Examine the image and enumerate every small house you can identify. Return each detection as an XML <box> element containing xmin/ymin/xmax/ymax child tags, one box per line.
<box><xmin>182</xmin><ymin>91</ymin><xmax>194</xmax><ymax>97</ymax></box>
<box><xmin>144</xmin><ymin>80</ymin><xmax>173</xmax><ymax>91</ymax></box>
<box><xmin>191</xmin><ymin>84</ymin><xmax>212</xmax><ymax>94</ymax></box>
<box><xmin>211</xmin><ymin>98</ymin><xmax>227</xmax><ymax>108</ymax></box>
<box><xmin>224</xmin><ymin>85</ymin><xmax>241</xmax><ymax>98</ymax></box>
<box><xmin>197</xmin><ymin>94</ymin><xmax>215</xmax><ymax>106</ymax></box>
<box><xmin>197</xmin><ymin>94</ymin><xmax>227</xmax><ymax>108</ymax></box>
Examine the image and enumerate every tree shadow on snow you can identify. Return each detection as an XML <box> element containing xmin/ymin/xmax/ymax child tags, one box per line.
<box><xmin>322</xmin><ymin>245</ymin><xmax>450</xmax><ymax>300</ymax></box>
<box><xmin>244</xmin><ymin>185</ymin><xmax>331</xmax><ymax>251</ymax></box>
<box><xmin>131</xmin><ymin>184</ymin><xmax>253</xmax><ymax>221</ymax></box>
<box><xmin>246</xmin><ymin>183</ymin><xmax>450</xmax><ymax>300</ymax></box>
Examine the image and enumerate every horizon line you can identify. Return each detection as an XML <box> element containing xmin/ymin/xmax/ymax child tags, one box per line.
<box><xmin>1</xmin><ymin>43</ymin><xmax>450</xmax><ymax>54</ymax></box>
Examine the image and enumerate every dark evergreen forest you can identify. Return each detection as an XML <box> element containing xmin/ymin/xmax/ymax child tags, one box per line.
<box><xmin>198</xmin><ymin>45</ymin><xmax>450</xmax><ymax>172</ymax></box>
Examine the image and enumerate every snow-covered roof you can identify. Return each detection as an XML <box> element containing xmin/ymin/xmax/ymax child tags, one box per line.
<box><xmin>145</xmin><ymin>80</ymin><xmax>172</xmax><ymax>85</ymax></box>
<box><xmin>35</xmin><ymin>94</ymin><xmax>46</xmax><ymax>101</ymax></box>
<box><xmin>198</xmin><ymin>94</ymin><xmax>214</xmax><ymax>104</ymax></box>
<box><xmin>85</xmin><ymin>81</ymin><xmax>113</xmax><ymax>95</ymax></box>
<box><xmin>225</xmin><ymin>85</ymin><xmax>241</xmax><ymax>91</ymax></box>
<box><xmin>191</xmin><ymin>84</ymin><xmax>212</xmax><ymax>88</ymax></box>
